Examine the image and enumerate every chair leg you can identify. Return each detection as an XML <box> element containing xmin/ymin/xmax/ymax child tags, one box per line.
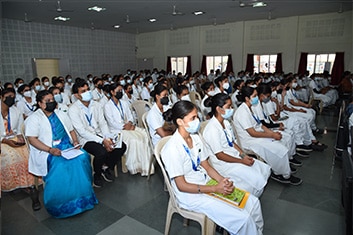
<box><xmin>121</xmin><ymin>155</ymin><xmax>128</xmax><ymax>173</ymax></box>
<box><xmin>114</xmin><ymin>164</ymin><xmax>118</xmax><ymax>178</ymax></box>
<box><xmin>183</xmin><ymin>218</ymin><xmax>189</xmax><ymax>227</ymax></box>
<box><xmin>164</xmin><ymin>201</ymin><xmax>174</xmax><ymax>235</ymax></box>
<box><xmin>34</xmin><ymin>175</ymin><xmax>39</xmax><ymax>190</ymax></box>
<box><xmin>147</xmin><ymin>154</ymin><xmax>155</xmax><ymax>180</ymax></box>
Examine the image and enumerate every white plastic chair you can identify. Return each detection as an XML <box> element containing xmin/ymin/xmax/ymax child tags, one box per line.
<box><xmin>142</xmin><ymin>111</ymin><xmax>155</xmax><ymax>180</ymax></box>
<box><xmin>132</xmin><ymin>100</ymin><xmax>153</xmax><ymax>128</ymax></box>
<box><xmin>189</xmin><ymin>91</ymin><xmax>202</xmax><ymax>105</ymax></box>
<box><xmin>308</xmin><ymin>88</ymin><xmax>324</xmax><ymax>114</ymax></box>
<box><xmin>154</xmin><ymin>136</ymin><xmax>216</xmax><ymax>235</ymax></box>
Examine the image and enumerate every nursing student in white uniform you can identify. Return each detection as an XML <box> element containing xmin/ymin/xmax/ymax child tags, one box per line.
<box><xmin>202</xmin><ymin>93</ymin><xmax>271</xmax><ymax>197</ymax></box>
<box><xmin>233</xmin><ymin>86</ymin><xmax>302</xmax><ymax>185</ymax></box>
<box><xmin>161</xmin><ymin>101</ymin><xmax>263</xmax><ymax>235</ymax></box>
<box><xmin>49</xmin><ymin>87</ymin><xmax>69</xmax><ymax>113</ymax></box>
<box><xmin>17</xmin><ymin>84</ymin><xmax>36</xmax><ymax>119</ymax></box>
<box><xmin>99</xmin><ymin>84</ymin><xmax>111</xmax><ymax>107</ymax></box>
<box><xmin>131</xmin><ymin>77</ymin><xmax>142</xmax><ymax>100</ymax></box>
<box><xmin>146</xmin><ymin>84</ymin><xmax>174</xmax><ymax>146</ymax></box>
<box><xmin>214</xmin><ymin>76</ymin><xmax>230</xmax><ymax>95</ymax></box>
<box><xmin>140</xmin><ymin>76</ymin><xmax>154</xmax><ymax>101</ymax></box>
<box><xmin>104</xmin><ymin>83</ymin><xmax>153</xmax><ymax>176</ymax></box>
<box><xmin>231</xmin><ymin>80</ymin><xmax>245</xmax><ymax>110</ymax></box>
<box><xmin>91</xmin><ymin>78</ymin><xmax>105</xmax><ymax>102</ymax></box>
<box><xmin>200</xmin><ymin>82</ymin><xmax>216</xmax><ymax>119</ymax></box>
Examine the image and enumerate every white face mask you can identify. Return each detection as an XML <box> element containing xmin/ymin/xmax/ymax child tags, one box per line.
<box><xmin>184</xmin><ymin>118</ymin><xmax>200</xmax><ymax>134</ymax></box>
<box><xmin>81</xmin><ymin>90</ymin><xmax>93</xmax><ymax>102</ymax></box>
<box><xmin>67</xmin><ymin>78</ymin><xmax>72</xmax><ymax>83</ymax></box>
<box><xmin>181</xmin><ymin>94</ymin><xmax>191</xmax><ymax>102</ymax></box>
<box><xmin>189</xmin><ymin>80</ymin><xmax>195</xmax><ymax>85</ymax></box>
<box><xmin>35</xmin><ymin>85</ymin><xmax>41</xmax><ymax>91</ymax></box>
<box><xmin>23</xmin><ymin>90</ymin><xmax>32</xmax><ymax>98</ymax></box>
<box><xmin>222</xmin><ymin>82</ymin><xmax>230</xmax><ymax>90</ymax></box>
<box><xmin>292</xmin><ymin>82</ymin><xmax>298</xmax><ymax>88</ymax></box>
<box><xmin>127</xmin><ymin>79</ymin><xmax>132</xmax><ymax>84</ymax></box>
<box><xmin>148</xmin><ymin>83</ymin><xmax>154</xmax><ymax>89</ymax></box>
<box><xmin>208</xmin><ymin>90</ymin><xmax>216</xmax><ymax>96</ymax></box>
<box><xmin>44</xmin><ymin>81</ymin><xmax>50</xmax><ymax>87</ymax></box>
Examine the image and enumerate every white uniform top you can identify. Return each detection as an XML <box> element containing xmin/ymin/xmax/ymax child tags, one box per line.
<box><xmin>99</xmin><ymin>95</ymin><xmax>109</xmax><ymax>107</ymax></box>
<box><xmin>17</xmin><ymin>98</ymin><xmax>36</xmax><ymax>118</ymax></box>
<box><xmin>285</xmin><ymin>89</ymin><xmax>300</xmax><ymax>108</ymax></box>
<box><xmin>92</xmin><ymin>88</ymin><xmax>104</xmax><ymax>101</ymax></box>
<box><xmin>104</xmin><ymin>99</ymin><xmax>133</xmax><ymax>133</ymax></box>
<box><xmin>231</xmin><ymin>90</ymin><xmax>241</xmax><ymax>109</ymax></box>
<box><xmin>62</xmin><ymin>92</ymin><xmax>71</xmax><ymax>106</ymax></box>
<box><xmin>25</xmin><ymin>109</ymin><xmax>73</xmax><ymax>176</ymax></box>
<box><xmin>0</xmin><ymin>105</ymin><xmax>24</xmax><ymax>141</ymax></box>
<box><xmin>140</xmin><ymin>87</ymin><xmax>151</xmax><ymax>101</ymax></box>
<box><xmin>200</xmin><ymin>94</ymin><xmax>211</xmax><ymax>116</ymax></box>
<box><xmin>132</xmin><ymin>84</ymin><xmax>142</xmax><ymax>99</ymax></box>
<box><xmin>68</xmin><ymin>100</ymin><xmax>110</xmax><ymax>146</ymax></box>
<box><xmin>146</xmin><ymin>103</ymin><xmax>164</xmax><ymax>146</ymax></box>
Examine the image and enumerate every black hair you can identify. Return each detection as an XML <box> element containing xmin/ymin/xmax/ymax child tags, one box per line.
<box><xmin>256</xmin><ymin>84</ymin><xmax>272</xmax><ymax>96</ymax></box>
<box><xmin>93</xmin><ymin>77</ymin><xmax>103</xmax><ymax>85</ymax></box>
<box><xmin>102</xmin><ymin>84</ymin><xmax>111</xmax><ymax>94</ymax></box>
<box><xmin>48</xmin><ymin>86</ymin><xmax>59</xmax><ymax>94</ymax></box>
<box><xmin>163</xmin><ymin>100</ymin><xmax>197</xmax><ymax>125</ymax></box>
<box><xmin>204</xmin><ymin>93</ymin><xmax>230</xmax><ymax>116</ymax></box>
<box><xmin>214</xmin><ymin>76</ymin><xmax>228</xmax><ymax>88</ymax></box>
<box><xmin>176</xmin><ymin>85</ymin><xmax>188</xmax><ymax>96</ymax></box>
<box><xmin>201</xmin><ymin>81</ymin><xmax>213</xmax><ymax>91</ymax></box>
<box><xmin>123</xmin><ymin>83</ymin><xmax>132</xmax><ymax>91</ymax></box>
<box><xmin>109</xmin><ymin>83</ymin><xmax>122</xmax><ymax>95</ymax></box>
<box><xmin>150</xmin><ymin>84</ymin><xmax>168</xmax><ymax>101</ymax></box>
<box><xmin>29</xmin><ymin>78</ymin><xmax>40</xmax><ymax>87</ymax></box>
<box><xmin>34</xmin><ymin>90</ymin><xmax>52</xmax><ymax>110</ymax></box>
<box><xmin>1</xmin><ymin>88</ymin><xmax>16</xmax><ymax>97</ymax></box>
<box><xmin>14</xmin><ymin>78</ymin><xmax>24</xmax><ymax>85</ymax></box>
<box><xmin>237</xmin><ymin>86</ymin><xmax>255</xmax><ymax>102</ymax></box>
<box><xmin>17</xmin><ymin>84</ymin><xmax>30</xmax><ymax>94</ymax></box>
<box><xmin>41</xmin><ymin>76</ymin><xmax>49</xmax><ymax>82</ymax></box>
<box><xmin>233</xmin><ymin>79</ymin><xmax>244</xmax><ymax>90</ymax></box>
<box><xmin>4</xmin><ymin>82</ymin><xmax>14</xmax><ymax>89</ymax></box>
<box><xmin>72</xmin><ymin>79</ymin><xmax>89</xmax><ymax>94</ymax></box>
<box><xmin>270</xmin><ymin>81</ymin><xmax>280</xmax><ymax>88</ymax></box>
<box><xmin>143</xmin><ymin>76</ymin><xmax>153</xmax><ymax>85</ymax></box>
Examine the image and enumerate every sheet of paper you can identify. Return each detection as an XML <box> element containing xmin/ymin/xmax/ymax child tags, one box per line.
<box><xmin>61</xmin><ymin>147</ymin><xmax>83</xmax><ymax>160</ymax></box>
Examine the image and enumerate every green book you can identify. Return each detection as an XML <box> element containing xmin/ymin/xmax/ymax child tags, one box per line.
<box><xmin>206</xmin><ymin>179</ymin><xmax>247</xmax><ymax>206</ymax></box>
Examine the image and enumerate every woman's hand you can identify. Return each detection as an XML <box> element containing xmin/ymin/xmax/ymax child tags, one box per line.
<box><xmin>279</xmin><ymin>122</ymin><xmax>285</xmax><ymax>131</ymax></box>
<box><xmin>2</xmin><ymin>138</ymin><xmax>20</xmax><ymax>148</ymax></box>
<box><xmin>49</xmin><ymin>148</ymin><xmax>61</xmax><ymax>156</ymax></box>
<box><xmin>272</xmin><ymin>131</ymin><xmax>282</xmax><ymax>140</ymax></box>
<box><xmin>215</xmin><ymin>178</ymin><xmax>234</xmax><ymax>195</ymax></box>
<box><xmin>241</xmin><ymin>155</ymin><xmax>254</xmax><ymax>166</ymax></box>
<box><xmin>103</xmin><ymin>138</ymin><xmax>114</xmax><ymax>152</ymax></box>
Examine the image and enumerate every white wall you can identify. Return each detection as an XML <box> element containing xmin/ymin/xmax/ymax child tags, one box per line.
<box><xmin>1</xmin><ymin>19</ymin><xmax>136</xmax><ymax>83</ymax></box>
<box><xmin>136</xmin><ymin>11</ymin><xmax>352</xmax><ymax>74</ymax></box>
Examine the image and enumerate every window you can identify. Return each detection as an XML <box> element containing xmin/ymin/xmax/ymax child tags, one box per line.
<box><xmin>206</xmin><ymin>56</ymin><xmax>228</xmax><ymax>73</ymax></box>
<box><xmin>171</xmin><ymin>57</ymin><xmax>187</xmax><ymax>74</ymax></box>
<box><xmin>307</xmin><ymin>53</ymin><xmax>335</xmax><ymax>74</ymax></box>
<box><xmin>253</xmin><ymin>54</ymin><xmax>277</xmax><ymax>73</ymax></box>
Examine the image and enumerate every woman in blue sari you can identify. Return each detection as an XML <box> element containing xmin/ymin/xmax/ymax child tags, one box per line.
<box><xmin>25</xmin><ymin>90</ymin><xmax>98</xmax><ymax>218</ymax></box>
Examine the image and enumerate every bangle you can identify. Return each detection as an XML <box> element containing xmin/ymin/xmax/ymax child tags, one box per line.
<box><xmin>197</xmin><ymin>184</ymin><xmax>201</xmax><ymax>193</ymax></box>
<box><xmin>240</xmin><ymin>152</ymin><xmax>246</xmax><ymax>158</ymax></box>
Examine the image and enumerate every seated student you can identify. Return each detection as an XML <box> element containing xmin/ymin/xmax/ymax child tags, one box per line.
<box><xmin>162</xmin><ymin>101</ymin><xmax>263</xmax><ymax>235</ymax></box>
<box><xmin>25</xmin><ymin>90</ymin><xmax>98</xmax><ymax>218</ymax></box>
<box><xmin>17</xmin><ymin>84</ymin><xmax>36</xmax><ymax>119</ymax></box>
<box><xmin>1</xmin><ymin>89</ymin><xmax>39</xmax><ymax>205</ymax></box>
<box><xmin>175</xmin><ymin>85</ymin><xmax>191</xmax><ymax>103</ymax></box>
<box><xmin>29</xmin><ymin>78</ymin><xmax>42</xmax><ymax>100</ymax></box>
<box><xmin>99</xmin><ymin>84</ymin><xmax>111</xmax><ymax>107</ymax></box>
<box><xmin>91</xmin><ymin>78</ymin><xmax>105</xmax><ymax>101</ymax></box>
<box><xmin>146</xmin><ymin>84</ymin><xmax>174</xmax><ymax>146</ymax></box>
<box><xmin>308</xmin><ymin>75</ymin><xmax>335</xmax><ymax>108</ymax></box>
<box><xmin>52</xmin><ymin>79</ymin><xmax>71</xmax><ymax>105</ymax></box>
<box><xmin>49</xmin><ymin>87</ymin><xmax>69</xmax><ymax>113</ymax></box>
<box><xmin>68</xmin><ymin>80</ymin><xmax>127</xmax><ymax>187</ymax></box>
<box><xmin>202</xmin><ymin>93</ymin><xmax>271</xmax><ymax>197</ymax></box>
<box><xmin>41</xmin><ymin>76</ymin><xmax>51</xmax><ymax>91</ymax></box>
<box><xmin>231</xmin><ymin>79</ymin><xmax>245</xmax><ymax>109</ymax></box>
<box><xmin>141</xmin><ymin>76</ymin><xmax>154</xmax><ymax>101</ymax></box>
<box><xmin>233</xmin><ymin>86</ymin><xmax>302</xmax><ymax>185</ymax></box>
<box><xmin>214</xmin><ymin>76</ymin><xmax>230</xmax><ymax>95</ymax></box>
<box><xmin>200</xmin><ymin>82</ymin><xmax>216</xmax><ymax>119</ymax></box>
<box><xmin>131</xmin><ymin>76</ymin><xmax>142</xmax><ymax>100</ymax></box>
<box><xmin>104</xmin><ymin>83</ymin><xmax>153</xmax><ymax>176</ymax></box>
<box><xmin>123</xmin><ymin>83</ymin><xmax>137</xmax><ymax>106</ymax></box>
<box><xmin>14</xmin><ymin>78</ymin><xmax>25</xmax><ymax>102</ymax></box>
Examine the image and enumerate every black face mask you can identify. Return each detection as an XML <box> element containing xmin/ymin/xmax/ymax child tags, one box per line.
<box><xmin>45</xmin><ymin>101</ymin><xmax>57</xmax><ymax>112</ymax></box>
<box><xmin>277</xmin><ymin>89</ymin><xmax>283</xmax><ymax>94</ymax></box>
<box><xmin>59</xmin><ymin>87</ymin><xmax>64</xmax><ymax>93</ymax></box>
<box><xmin>115</xmin><ymin>91</ymin><xmax>123</xmax><ymax>100</ymax></box>
<box><xmin>98</xmin><ymin>84</ymin><xmax>103</xmax><ymax>90</ymax></box>
<box><xmin>4</xmin><ymin>96</ymin><xmax>15</xmax><ymax>107</ymax></box>
<box><xmin>160</xmin><ymin>96</ymin><xmax>169</xmax><ymax>105</ymax></box>
<box><xmin>285</xmin><ymin>86</ymin><xmax>290</xmax><ymax>91</ymax></box>
<box><xmin>262</xmin><ymin>97</ymin><xmax>271</xmax><ymax>103</ymax></box>
<box><xmin>128</xmin><ymin>90</ymin><xmax>133</xmax><ymax>95</ymax></box>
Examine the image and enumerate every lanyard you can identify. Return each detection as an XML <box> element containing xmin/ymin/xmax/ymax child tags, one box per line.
<box><xmin>25</xmin><ymin>102</ymin><xmax>34</xmax><ymax>111</ymax></box>
<box><xmin>112</xmin><ymin>99</ymin><xmax>125</xmax><ymax>120</ymax></box>
<box><xmin>182</xmin><ymin>144</ymin><xmax>200</xmax><ymax>171</ymax></box>
<box><xmin>291</xmin><ymin>89</ymin><xmax>298</xmax><ymax>99</ymax></box>
<box><xmin>252</xmin><ymin>114</ymin><xmax>261</xmax><ymax>124</ymax></box>
<box><xmin>85</xmin><ymin>113</ymin><xmax>93</xmax><ymax>126</ymax></box>
<box><xmin>223</xmin><ymin>129</ymin><xmax>233</xmax><ymax>147</ymax></box>
<box><xmin>7</xmin><ymin>111</ymin><xmax>11</xmax><ymax>133</ymax></box>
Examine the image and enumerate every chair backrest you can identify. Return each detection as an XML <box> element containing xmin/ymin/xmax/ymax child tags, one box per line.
<box><xmin>132</xmin><ymin>100</ymin><xmax>153</xmax><ymax>128</ymax></box>
<box><xmin>189</xmin><ymin>91</ymin><xmax>202</xmax><ymax>105</ymax></box>
<box><xmin>154</xmin><ymin>136</ymin><xmax>178</xmax><ymax>207</ymax></box>
<box><xmin>142</xmin><ymin>112</ymin><xmax>154</xmax><ymax>150</ymax></box>
<box><xmin>199</xmin><ymin>120</ymin><xmax>209</xmax><ymax>135</ymax></box>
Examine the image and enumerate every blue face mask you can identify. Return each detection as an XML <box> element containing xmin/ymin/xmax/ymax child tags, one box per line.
<box><xmin>185</xmin><ymin>118</ymin><xmax>200</xmax><ymax>134</ymax></box>
<box><xmin>250</xmin><ymin>96</ymin><xmax>259</xmax><ymax>106</ymax></box>
<box><xmin>221</xmin><ymin>108</ymin><xmax>234</xmax><ymax>119</ymax></box>
<box><xmin>54</xmin><ymin>93</ymin><xmax>63</xmax><ymax>104</ymax></box>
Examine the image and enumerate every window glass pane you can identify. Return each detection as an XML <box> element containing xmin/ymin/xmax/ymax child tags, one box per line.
<box><xmin>307</xmin><ymin>54</ymin><xmax>315</xmax><ymax>75</ymax></box>
<box><xmin>253</xmin><ymin>55</ymin><xmax>260</xmax><ymax>73</ymax></box>
<box><xmin>269</xmin><ymin>55</ymin><xmax>277</xmax><ymax>73</ymax></box>
<box><xmin>315</xmin><ymin>54</ymin><xmax>327</xmax><ymax>73</ymax></box>
<box><xmin>171</xmin><ymin>57</ymin><xmax>177</xmax><ymax>73</ymax></box>
<box><xmin>327</xmin><ymin>54</ymin><xmax>336</xmax><ymax>73</ymax></box>
<box><xmin>222</xmin><ymin>56</ymin><xmax>229</xmax><ymax>72</ymax></box>
<box><xmin>206</xmin><ymin>56</ymin><xmax>214</xmax><ymax>73</ymax></box>
<box><xmin>259</xmin><ymin>55</ymin><xmax>268</xmax><ymax>73</ymax></box>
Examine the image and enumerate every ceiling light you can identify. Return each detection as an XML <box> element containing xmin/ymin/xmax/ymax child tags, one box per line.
<box><xmin>88</xmin><ymin>6</ymin><xmax>106</xmax><ymax>12</ymax></box>
<box><xmin>193</xmin><ymin>11</ymin><xmax>204</xmax><ymax>16</ymax></box>
<box><xmin>54</xmin><ymin>16</ymin><xmax>70</xmax><ymax>21</ymax></box>
<box><xmin>113</xmin><ymin>25</ymin><xmax>120</xmax><ymax>29</ymax></box>
<box><xmin>253</xmin><ymin>2</ymin><xmax>267</xmax><ymax>7</ymax></box>
<box><xmin>149</xmin><ymin>18</ymin><xmax>157</xmax><ymax>23</ymax></box>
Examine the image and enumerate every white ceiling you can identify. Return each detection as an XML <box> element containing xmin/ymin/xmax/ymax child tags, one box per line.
<box><xmin>2</xmin><ymin>0</ymin><xmax>352</xmax><ymax>34</ymax></box>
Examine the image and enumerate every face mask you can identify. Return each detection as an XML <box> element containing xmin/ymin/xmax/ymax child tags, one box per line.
<box><xmin>271</xmin><ymin>91</ymin><xmax>277</xmax><ymax>98</ymax></box>
<box><xmin>185</xmin><ymin>118</ymin><xmax>200</xmax><ymax>134</ymax></box>
<box><xmin>108</xmin><ymin>77</ymin><xmax>112</xmax><ymax>82</ymax></box>
<box><xmin>250</xmin><ymin>84</ymin><xmax>257</xmax><ymax>88</ymax></box>
<box><xmin>181</xmin><ymin>94</ymin><xmax>191</xmax><ymax>102</ymax></box>
<box><xmin>128</xmin><ymin>90</ymin><xmax>133</xmax><ymax>95</ymax></box>
<box><xmin>277</xmin><ymin>89</ymin><xmax>283</xmax><ymax>94</ymax></box>
<box><xmin>115</xmin><ymin>91</ymin><xmax>123</xmax><ymax>100</ymax></box>
<box><xmin>44</xmin><ymin>81</ymin><xmax>50</xmax><ymax>87</ymax></box>
<box><xmin>81</xmin><ymin>90</ymin><xmax>93</xmax><ymax>102</ymax></box>
<box><xmin>35</xmin><ymin>85</ymin><xmax>41</xmax><ymax>91</ymax></box>
<box><xmin>140</xmin><ymin>77</ymin><xmax>144</xmax><ymax>82</ymax></box>
<box><xmin>222</xmin><ymin>82</ymin><xmax>230</xmax><ymax>90</ymax></box>
<box><xmin>89</xmin><ymin>77</ymin><xmax>93</xmax><ymax>82</ymax></box>
<box><xmin>127</xmin><ymin>79</ymin><xmax>132</xmax><ymax>84</ymax></box>
<box><xmin>103</xmin><ymin>82</ymin><xmax>110</xmax><ymax>86</ymax></box>
<box><xmin>250</xmin><ymin>96</ymin><xmax>259</xmax><ymax>106</ymax></box>
<box><xmin>208</xmin><ymin>90</ymin><xmax>216</xmax><ymax>96</ymax></box>
<box><xmin>120</xmin><ymin>80</ymin><xmax>126</xmax><ymax>86</ymax></box>
<box><xmin>54</xmin><ymin>93</ymin><xmax>63</xmax><ymax>103</ymax></box>
<box><xmin>221</xmin><ymin>108</ymin><xmax>234</xmax><ymax>119</ymax></box>
<box><xmin>262</xmin><ymin>97</ymin><xmax>271</xmax><ymax>103</ymax></box>
<box><xmin>285</xmin><ymin>86</ymin><xmax>290</xmax><ymax>91</ymax></box>
<box><xmin>148</xmin><ymin>83</ymin><xmax>154</xmax><ymax>89</ymax></box>
<box><xmin>4</xmin><ymin>96</ymin><xmax>15</xmax><ymax>107</ymax></box>
<box><xmin>292</xmin><ymin>82</ymin><xmax>298</xmax><ymax>88</ymax></box>
<box><xmin>18</xmin><ymin>83</ymin><xmax>24</xmax><ymax>87</ymax></box>
<box><xmin>45</xmin><ymin>101</ymin><xmax>57</xmax><ymax>112</ymax></box>
<box><xmin>67</xmin><ymin>78</ymin><xmax>72</xmax><ymax>83</ymax></box>
<box><xmin>160</xmin><ymin>96</ymin><xmax>169</xmax><ymax>105</ymax></box>
<box><xmin>97</xmin><ymin>84</ymin><xmax>103</xmax><ymax>90</ymax></box>
<box><xmin>23</xmin><ymin>90</ymin><xmax>32</xmax><ymax>98</ymax></box>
